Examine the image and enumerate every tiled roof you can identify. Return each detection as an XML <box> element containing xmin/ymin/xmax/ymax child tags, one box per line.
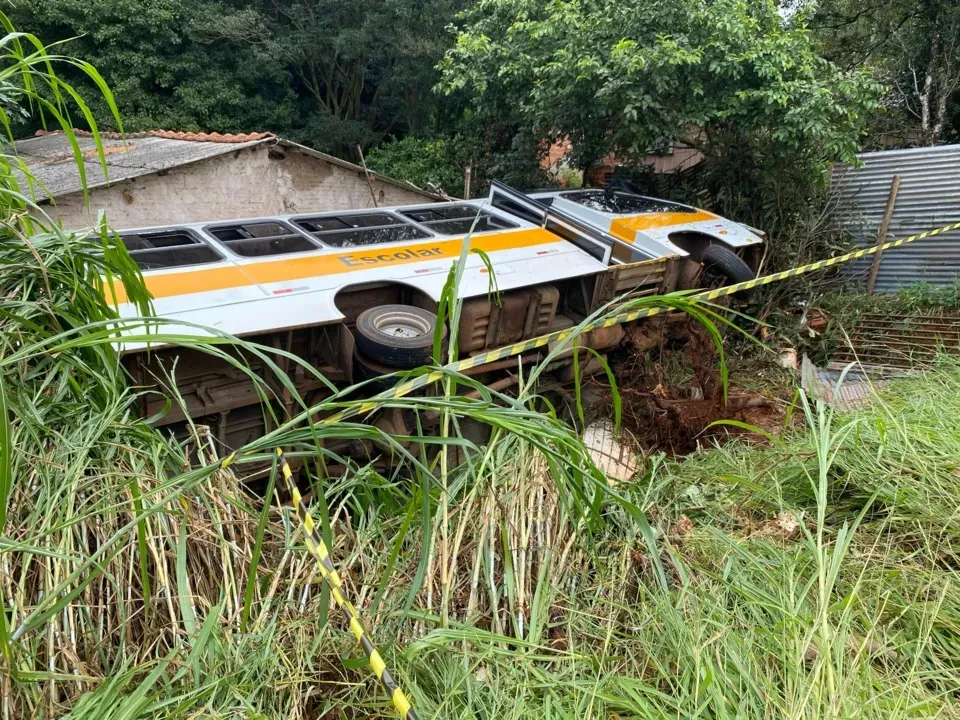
<box><xmin>14</xmin><ymin>129</ymin><xmax>438</xmax><ymax>202</ymax></box>
<box><xmin>148</xmin><ymin>130</ymin><xmax>275</xmax><ymax>143</ymax></box>
<box><xmin>14</xmin><ymin>130</ymin><xmax>275</xmax><ymax>199</ymax></box>
<box><xmin>34</xmin><ymin>128</ymin><xmax>276</xmax><ymax>144</ymax></box>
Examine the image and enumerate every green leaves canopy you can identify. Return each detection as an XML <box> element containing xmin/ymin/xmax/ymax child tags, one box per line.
<box><xmin>438</xmin><ymin>0</ymin><xmax>883</xmax><ymax>170</ymax></box>
<box><xmin>10</xmin><ymin>0</ymin><xmax>296</xmax><ymax>134</ymax></box>
<box><xmin>8</xmin><ymin>0</ymin><xmax>462</xmax><ymax>156</ymax></box>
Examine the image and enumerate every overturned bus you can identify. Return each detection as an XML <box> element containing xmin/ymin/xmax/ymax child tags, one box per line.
<box><xmin>111</xmin><ymin>182</ymin><xmax>764</xmax><ymax>463</ymax></box>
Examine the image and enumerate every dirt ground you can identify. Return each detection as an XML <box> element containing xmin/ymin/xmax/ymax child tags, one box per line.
<box><xmin>596</xmin><ymin>315</ymin><xmax>792</xmax><ymax>455</ymax></box>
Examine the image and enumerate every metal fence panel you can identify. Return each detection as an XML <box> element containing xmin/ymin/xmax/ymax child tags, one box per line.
<box><xmin>831</xmin><ymin>144</ymin><xmax>960</xmax><ymax>292</ymax></box>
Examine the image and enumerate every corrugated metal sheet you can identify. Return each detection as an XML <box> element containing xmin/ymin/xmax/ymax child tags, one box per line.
<box><xmin>830</xmin><ymin>144</ymin><xmax>960</xmax><ymax>293</ymax></box>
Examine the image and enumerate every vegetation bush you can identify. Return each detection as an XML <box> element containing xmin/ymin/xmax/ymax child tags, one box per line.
<box><xmin>368</xmin><ymin>128</ymin><xmax>553</xmax><ymax>195</ymax></box>
<box><xmin>366</xmin><ymin>135</ymin><xmax>473</xmax><ymax>196</ymax></box>
<box><xmin>8</xmin><ymin>0</ymin><xmax>461</xmax><ymax>156</ymax></box>
<box><xmin>9</xmin><ymin>200</ymin><xmax>960</xmax><ymax>716</ymax></box>
<box><xmin>438</xmin><ymin>0</ymin><xmax>884</xmax><ymax>271</ymax></box>
<box><xmin>11</xmin><ymin>249</ymin><xmax>960</xmax><ymax>717</ymax></box>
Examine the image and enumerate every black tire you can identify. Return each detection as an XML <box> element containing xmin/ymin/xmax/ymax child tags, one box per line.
<box><xmin>353</xmin><ymin>348</ymin><xmax>402</xmax><ymax>393</ymax></box>
<box><xmin>354</xmin><ymin>304</ymin><xmax>445</xmax><ymax>369</ymax></box>
<box><xmin>353</xmin><ymin>349</ymin><xmax>431</xmax><ymax>397</ymax></box>
<box><xmin>700</xmin><ymin>244</ymin><xmax>755</xmax><ymax>287</ymax></box>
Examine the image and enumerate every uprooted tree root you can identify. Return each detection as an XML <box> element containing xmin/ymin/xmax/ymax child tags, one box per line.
<box><xmin>614</xmin><ymin>316</ymin><xmax>788</xmax><ymax>454</ymax></box>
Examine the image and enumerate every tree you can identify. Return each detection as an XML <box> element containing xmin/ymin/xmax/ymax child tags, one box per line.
<box><xmin>8</xmin><ymin>0</ymin><xmax>463</xmax><ymax>156</ymax></box>
<box><xmin>440</xmin><ymin>0</ymin><xmax>880</xmax><ymax>168</ymax></box>
<box><xmin>9</xmin><ymin>0</ymin><xmax>297</xmax><ymax>134</ymax></box>
<box><xmin>366</xmin><ymin>135</ymin><xmax>472</xmax><ymax>195</ymax></box>
<box><xmin>438</xmin><ymin>0</ymin><xmax>882</xmax><ymax>247</ymax></box>
<box><xmin>258</xmin><ymin>0</ymin><xmax>463</xmax><ymax>153</ymax></box>
<box><xmin>812</xmin><ymin>0</ymin><xmax>960</xmax><ymax>146</ymax></box>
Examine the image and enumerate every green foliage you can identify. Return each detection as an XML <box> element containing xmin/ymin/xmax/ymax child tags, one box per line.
<box><xmin>367</xmin><ymin>129</ymin><xmax>552</xmax><ymax>195</ymax></box>
<box><xmin>366</xmin><ymin>134</ymin><xmax>472</xmax><ymax>195</ymax></box>
<box><xmin>438</xmin><ymin>0</ymin><xmax>884</xmax><ymax>260</ymax></box>
<box><xmin>1</xmin><ymin>220</ymin><xmax>711</xmax><ymax>715</ymax></box>
<box><xmin>777</xmin><ymin>283</ymin><xmax>960</xmax><ymax>361</ymax></box>
<box><xmin>555</xmin><ymin>164</ymin><xmax>583</xmax><ymax>189</ymax></box>
<box><xmin>474</xmin><ymin>124</ymin><xmax>553</xmax><ymax>190</ymax></box>
<box><xmin>441</xmin><ymin>0</ymin><xmax>882</xmax><ymax>168</ymax></box>
<box><xmin>23</xmin><ymin>332</ymin><xmax>960</xmax><ymax>718</ymax></box>
<box><xmin>0</xmin><ymin>14</ymin><xmax>135</xmax><ymax>226</ymax></box>
<box><xmin>263</xmin><ymin>0</ymin><xmax>461</xmax><ymax>145</ymax></box>
<box><xmin>9</xmin><ymin>0</ymin><xmax>463</xmax><ymax>155</ymax></box>
<box><xmin>8</xmin><ymin>0</ymin><xmax>297</xmax><ymax>134</ymax></box>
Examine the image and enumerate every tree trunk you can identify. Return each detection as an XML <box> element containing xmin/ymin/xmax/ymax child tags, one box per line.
<box><xmin>919</xmin><ymin>31</ymin><xmax>939</xmax><ymax>144</ymax></box>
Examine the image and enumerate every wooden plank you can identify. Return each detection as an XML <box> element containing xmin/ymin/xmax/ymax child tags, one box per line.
<box><xmin>865</xmin><ymin>174</ymin><xmax>901</xmax><ymax>294</ymax></box>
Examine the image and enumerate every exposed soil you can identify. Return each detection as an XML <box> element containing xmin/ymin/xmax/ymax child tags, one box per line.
<box><xmin>601</xmin><ymin>315</ymin><xmax>790</xmax><ymax>455</ymax></box>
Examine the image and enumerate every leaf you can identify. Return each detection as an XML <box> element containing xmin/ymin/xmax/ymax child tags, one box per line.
<box><xmin>241</xmin><ymin>456</ymin><xmax>279</xmax><ymax>632</ymax></box>
<box><xmin>706</xmin><ymin>419</ymin><xmax>781</xmax><ymax>445</ymax></box>
<box><xmin>0</xmin><ymin>359</ymin><xmax>10</xmax><ymax>531</ymax></box>
<box><xmin>129</xmin><ymin>478</ymin><xmax>152</xmax><ymax>621</ymax></box>
<box><xmin>176</xmin><ymin>519</ymin><xmax>198</xmax><ymax>636</ymax></box>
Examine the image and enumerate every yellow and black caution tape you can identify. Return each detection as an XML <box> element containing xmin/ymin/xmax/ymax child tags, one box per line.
<box><xmin>275</xmin><ymin>448</ymin><xmax>418</xmax><ymax>720</ymax></box>
<box><xmin>315</xmin><ymin>218</ymin><xmax>960</xmax><ymax>423</ymax></box>
<box><xmin>697</xmin><ymin>220</ymin><xmax>960</xmax><ymax>300</ymax></box>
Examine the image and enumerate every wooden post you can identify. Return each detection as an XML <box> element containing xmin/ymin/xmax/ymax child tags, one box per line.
<box><xmin>463</xmin><ymin>166</ymin><xmax>472</xmax><ymax>199</ymax></box>
<box><xmin>355</xmin><ymin>144</ymin><xmax>379</xmax><ymax>208</ymax></box>
<box><xmin>865</xmin><ymin>174</ymin><xmax>901</xmax><ymax>295</ymax></box>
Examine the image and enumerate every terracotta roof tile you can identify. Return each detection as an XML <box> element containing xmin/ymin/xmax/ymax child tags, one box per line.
<box><xmin>34</xmin><ymin>128</ymin><xmax>275</xmax><ymax>144</ymax></box>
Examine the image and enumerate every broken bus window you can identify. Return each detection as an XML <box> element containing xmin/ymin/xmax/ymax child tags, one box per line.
<box><xmin>294</xmin><ymin>212</ymin><xmax>431</xmax><ymax>247</ymax></box>
<box><xmin>116</xmin><ymin>230</ymin><xmax>223</xmax><ymax>271</ymax></box>
<box><xmin>208</xmin><ymin>221</ymin><xmax>318</xmax><ymax>258</ymax></box>
<box><xmin>400</xmin><ymin>205</ymin><xmax>519</xmax><ymax>236</ymax></box>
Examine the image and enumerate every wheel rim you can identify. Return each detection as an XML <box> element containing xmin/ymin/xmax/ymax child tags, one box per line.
<box><xmin>372</xmin><ymin>310</ymin><xmax>432</xmax><ymax>339</ymax></box>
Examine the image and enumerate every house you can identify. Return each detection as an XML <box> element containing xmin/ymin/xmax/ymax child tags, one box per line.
<box><xmin>542</xmin><ymin>138</ymin><xmax>703</xmax><ymax>186</ymax></box>
<box><xmin>14</xmin><ymin>129</ymin><xmax>437</xmax><ymax>230</ymax></box>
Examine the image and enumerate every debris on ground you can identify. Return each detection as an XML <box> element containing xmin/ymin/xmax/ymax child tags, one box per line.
<box><xmin>581</xmin><ymin>420</ymin><xmax>640</xmax><ymax>481</ymax></box>
<box><xmin>831</xmin><ymin>311</ymin><xmax>960</xmax><ymax>369</ymax></box>
<box><xmin>612</xmin><ymin>317</ymin><xmax>790</xmax><ymax>454</ymax></box>
<box><xmin>756</xmin><ymin>510</ymin><xmax>801</xmax><ymax>541</ymax></box>
<box><xmin>800</xmin><ymin>355</ymin><xmax>898</xmax><ymax>411</ymax></box>
<box><xmin>670</xmin><ymin>514</ymin><xmax>695</xmax><ymax>539</ymax></box>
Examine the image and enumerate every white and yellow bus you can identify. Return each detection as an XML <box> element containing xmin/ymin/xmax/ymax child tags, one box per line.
<box><xmin>115</xmin><ymin>181</ymin><xmax>763</xmax><ymax>457</ymax></box>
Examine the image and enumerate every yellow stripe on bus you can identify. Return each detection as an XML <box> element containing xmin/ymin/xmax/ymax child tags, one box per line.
<box><xmin>609</xmin><ymin>210</ymin><xmax>717</xmax><ymax>242</ymax></box>
<box><xmin>109</xmin><ymin>227</ymin><xmax>562</xmax><ymax>303</ymax></box>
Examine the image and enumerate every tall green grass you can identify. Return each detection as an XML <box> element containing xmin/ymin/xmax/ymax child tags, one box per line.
<box><xmin>8</xmin><ymin>215</ymin><xmax>960</xmax><ymax>718</ymax></box>
<box><xmin>0</xmin><ymin>222</ymin><xmax>696</xmax><ymax>716</ymax></box>
<box><xmin>361</xmin><ymin>366</ymin><xmax>960</xmax><ymax>719</ymax></box>
<box><xmin>5</xmin><ymin>201</ymin><xmax>960</xmax><ymax>718</ymax></box>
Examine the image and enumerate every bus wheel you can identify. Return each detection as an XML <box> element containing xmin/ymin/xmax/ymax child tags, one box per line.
<box><xmin>700</xmin><ymin>245</ymin><xmax>755</xmax><ymax>288</ymax></box>
<box><xmin>355</xmin><ymin>304</ymin><xmax>444</xmax><ymax>369</ymax></box>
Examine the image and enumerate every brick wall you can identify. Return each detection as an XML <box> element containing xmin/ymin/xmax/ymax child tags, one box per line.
<box><xmin>47</xmin><ymin>144</ymin><xmax>434</xmax><ymax>230</ymax></box>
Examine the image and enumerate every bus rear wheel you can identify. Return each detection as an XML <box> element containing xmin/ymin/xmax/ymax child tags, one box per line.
<box><xmin>354</xmin><ymin>304</ymin><xmax>445</xmax><ymax>369</ymax></box>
